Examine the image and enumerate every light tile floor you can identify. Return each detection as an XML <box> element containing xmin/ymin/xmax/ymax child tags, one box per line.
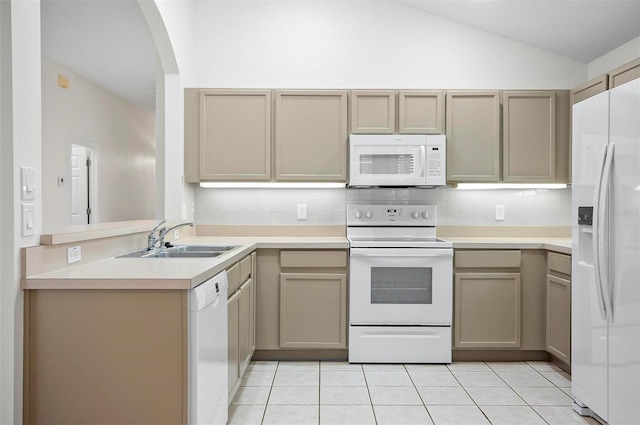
<box><xmin>229</xmin><ymin>361</ymin><xmax>599</xmax><ymax>425</ymax></box>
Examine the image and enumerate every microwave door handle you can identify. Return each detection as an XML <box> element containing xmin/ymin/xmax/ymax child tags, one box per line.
<box><xmin>419</xmin><ymin>146</ymin><xmax>426</xmax><ymax>177</ymax></box>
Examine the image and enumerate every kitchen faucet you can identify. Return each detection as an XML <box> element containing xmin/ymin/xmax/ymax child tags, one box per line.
<box><xmin>147</xmin><ymin>220</ymin><xmax>167</xmax><ymax>250</ymax></box>
<box><xmin>155</xmin><ymin>221</ymin><xmax>195</xmax><ymax>249</ymax></box>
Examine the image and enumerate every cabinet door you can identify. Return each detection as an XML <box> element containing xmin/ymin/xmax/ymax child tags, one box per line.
<box><xmin>546</xmin><ymin>274</ymin><xmax>571</xmax><ymax>363</ymax></box>
<box><xmin>251</xmin><ymin>252</ymin><xmax>257</xmax><ymax>353</ymax></box>
<box><xmin>398</xmin><ymin>90</ymin><xmax>445</xmax><ymax>134</ymax></box>
<box><xmin>608</xmin><ymin>57</ymin><xmax>640</xmax><ymax>88</ymax></box>
<box><xmin>280</xmin><ymin>273</ymin><xmax>347</xmax><ymax>349</ymax></box>
<box><xmin>351</xmin><ymin>90</ymin><xmax>396</xmax><ymax>134</ymax></box>
<box><xmin>454</xmin><ymin>273</ymin><xmax>521</xmax><ymax>348</ymax></box>
<box><xmin>503</xmin><ymin>91</ymin><xmax>556</xmax><ymax>182</ymax></box>
<box><xmin>227</xmin><ymin>290</ymin><xmax>241</xmax><ymax>398</ymax></box>
<box><xmin>200</xmin><ymin>90</ymin><xmax>271</xmax><ymax>181</ymax></box>
<box><xmin>275</xmin><ymin>90</ymin><xmax>348</xmax><ymax>181</ymax></box>
<box><xmin>238</xmin><ymin>278</ymin><xmax>253</xmax><ymax>376</ymax></box>
<box><xmin>446</xmin><ymin>91</ymin><xmax>501</xmax><ymax>182</ymax></box>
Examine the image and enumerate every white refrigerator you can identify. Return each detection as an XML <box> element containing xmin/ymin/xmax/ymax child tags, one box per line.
<box><xmin>572</xmin><ymin>77</ymin><xmax>640</xmax><ymax>425</ymax></box>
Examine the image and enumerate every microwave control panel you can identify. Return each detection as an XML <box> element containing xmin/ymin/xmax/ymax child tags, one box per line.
<box><xmin>347</xmin><ymin>204</ymin><xmax>437</xmax><ymax>226</ymax></box>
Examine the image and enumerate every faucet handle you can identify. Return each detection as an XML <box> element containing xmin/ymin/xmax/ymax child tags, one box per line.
<box><xmin>150</xmin><ymin>220</ymin><xmax>167</xmax><ymax>234</ymax></box>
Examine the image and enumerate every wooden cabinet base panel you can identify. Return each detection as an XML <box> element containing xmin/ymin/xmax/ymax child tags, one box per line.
<box><xmin>24</xmin><ymin>290</ymin><xmax>187</xmax><ymax>425</ymax></box>
<box><xmin>452</xmin><ymin>350</ymin><xmax>550</xmax><ymax>362</ymax></box>
<box><xmin>252</xmin><ymin>349</ymin><xmax>348</xmax><ymax>361</ymax></box>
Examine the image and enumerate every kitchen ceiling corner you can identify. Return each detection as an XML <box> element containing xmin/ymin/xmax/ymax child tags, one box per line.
<box><xmin>395</xmin><ymin>0</ymin><xmax>640</xmax><ymax>63</ymax></box>
<box><xmin>40</xmin><ymin>0</ymin><xmax>157</xmax><ymax>111</ymax></box>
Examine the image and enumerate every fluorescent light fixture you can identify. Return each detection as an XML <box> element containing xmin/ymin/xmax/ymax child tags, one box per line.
<box><xmin>199</xmin><ymin>182</ymin><xmax>347</xmax><ymax>189</ymax></box>
<box><xmin>456</xmin><ymin>183</ymin><xmax>568</xmax><ymax>190</ymax></box>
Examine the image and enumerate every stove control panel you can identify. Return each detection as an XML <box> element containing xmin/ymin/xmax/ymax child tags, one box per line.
<box><xmin>347</xmin><ymin>204</ymin><xmax>437</xmax><ymax>226</ymax></box>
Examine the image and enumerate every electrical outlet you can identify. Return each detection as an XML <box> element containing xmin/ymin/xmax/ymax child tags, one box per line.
<box><xmin>67</xmin><ymin>246</ymin><xmax>82</xmax><ymax>264</ymax></box>
<box><xmin>173</xmin><ymin>229</ymin><xmax>180</xmax><ymax>240</ymax></box>
<box><xmin>297</xmin><ymin>204</ymin><xmax>308</xmax><ymax>220</ymax></box>
<box><xmin>495</xmin><ymin>205</ymin><xmax>505</xmax><ymax>221</ymax></box>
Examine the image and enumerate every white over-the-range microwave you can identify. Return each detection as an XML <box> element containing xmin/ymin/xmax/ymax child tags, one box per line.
<box><xmin>349</xmin><ymin>134</ymin><xmax>446</xmax><ymax>187</ymax></box>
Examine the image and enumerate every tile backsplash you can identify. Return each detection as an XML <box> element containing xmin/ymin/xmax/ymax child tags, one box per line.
<box><xmin>194</xmin><ymin>187</ymin><xmax>571</xmax><ymax>226</ymax></box>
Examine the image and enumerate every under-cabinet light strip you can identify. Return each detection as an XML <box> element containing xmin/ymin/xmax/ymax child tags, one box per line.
<box><xmin>456</xmin><ymin>183</ymin><xmax>568</xmax><ymax>190</ymax></box>
<box><xmin>199</xmin><ymin>182</ymin><xmax>347</xmax><ymax>189</ymax></box>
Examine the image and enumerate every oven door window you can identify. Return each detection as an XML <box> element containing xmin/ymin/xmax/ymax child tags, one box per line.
<box><xmin>371</xmin><ymin>267</ymin><xmax>432</xmax><ymax>304</ymax></box>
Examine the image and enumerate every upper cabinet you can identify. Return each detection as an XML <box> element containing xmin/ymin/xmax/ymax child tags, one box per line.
<box><xmin>185</xmin><ymin>89</ymin><xmax>348</xmax><ymax>183</ymax></box>
<box><xmin>446</xmin><ymin>91</ymin><xmax>501</xmax><ymax>182</ymax></box>
<box><xmin>351</xmin><ymin>90</ymin><xmax>396</xmax><ymax>134</ymax></box>
<box><xmin>275</xmin><ymin>91</ymin><xmax>348</xmax><ymax>181</ymax></box>
<box><xmin>503</xmin><ymin>91</ymin><xmax>556</xmax><ymax>182</ymax></box>
<box><xmin>608</xmin><ymin>57</ymin><xmax>640</xmax><ymax>88</ymax></box>
<box><xmin>351</xmin><ymin>90</ymin><xmax>445</xmax><ymax>135</ymax></box>
<box><xmin>398</xmin><ymin>90</ymin><xmax>445</xmax><ymax>134</ymax></box>
<box><xmin>445</xmin><ymin>90</ymin><xmax>569</xmax><ymax>184</ymax></box>
<box><xmin>571</xmin><ymin>76</ymin><xmax>608</xmax><ymax>104</ymax></box>
<box><xmin>199</xmin><ymin>90</ymin><xmax>272</xmax><ymax>181</ymax></box>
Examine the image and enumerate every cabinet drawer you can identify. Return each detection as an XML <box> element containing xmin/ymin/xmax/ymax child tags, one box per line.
<box><xmin>455</xmin><ymin>250</ymin><xmax>521</xmax><ymax>269</ymax></box>
<box><xmin>227</xmin><ymin>263</ymin><xmax>240</xmax><ymax>296</ymax></box>
<box><xmin>240</xmin><ymin>255</ymin><xmax>252</xmax><ymax>282</ymax></box>
<box><xmin>548</xmin><ymin>252</ymin><xmax>571</xmax><ymax>276</ymax></box>
<box><xmin>280</xmin><ymin>250</ymin><xmax>347</xmax><ymax>268</ymax></box>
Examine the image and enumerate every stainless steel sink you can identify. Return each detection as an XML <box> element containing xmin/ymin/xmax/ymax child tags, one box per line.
<box><xmin>144</xmin><ymin>251</ymin><xmax>223</xmax><ymax>258</ymax></box>
<box><xmin>172</xmin><ymin>245</ymin><xmax>236</xmax><ymax>252</ymax></box>
<box><xmin>117</xmin><ymin>244</ymin><xmax>238</xmax><ymax>258</ymax></box>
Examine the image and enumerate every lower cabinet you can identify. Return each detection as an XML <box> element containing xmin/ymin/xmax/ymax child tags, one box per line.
<box><xmin>228</xmin><ymin>252</ymin><xmax>257</xmax><ymax>400</ymax></box>
<box><xmin>454</xmin><ymin>250</ymin><xmax>523</xmax><ymax>349</ymax></box>
<box><xmin>255</xmin><ymin>249</ymin><xmax>348</xmax><ymax>353</ymax></box>
<box><xmin>280</xmin><ymin>273</ymin><xmax>347</xmax><ymax>349</ymax></box>
<box><xmin>546</xmin><ymin>252</ymin><xmax>572</xmax><ymax>364</ymax></box>
<box><xmin>454</xmin><ymin>272</ymin><xmax>522</xmax><ymax>348</ymax></box>
<box><xmin>227</xmin><ymin>290</ymin><xmax>241</xmax><ymax>398</ymax></box>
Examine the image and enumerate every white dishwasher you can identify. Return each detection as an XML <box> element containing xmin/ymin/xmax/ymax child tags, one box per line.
<box><xmin>189</xmin><ymin>270</ymin><xmax>228</xmax><ymax>425</ymax></box>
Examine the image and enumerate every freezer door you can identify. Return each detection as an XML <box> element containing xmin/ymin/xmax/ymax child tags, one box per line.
<box><xmin>608</xmin><ymin>78</ymin><xmax>640</xmax><ymax>425</ymax></box>
<box><xmin>571</xmin><ymin>90</ymin><xmax>609</xmax><ymax>421</ymax></box>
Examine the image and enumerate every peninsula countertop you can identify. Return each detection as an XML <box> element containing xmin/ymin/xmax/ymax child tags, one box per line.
<box><xmin>22</xmin><ymin>236</ymin><xmax>349</xmax><ymax>290</ymax></box>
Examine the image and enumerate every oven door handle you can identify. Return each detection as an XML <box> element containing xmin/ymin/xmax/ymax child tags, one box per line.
<box><xmin>350</xmin><ymin>248</ymin><xmax>453</xmax><ymax>258</ymax></box>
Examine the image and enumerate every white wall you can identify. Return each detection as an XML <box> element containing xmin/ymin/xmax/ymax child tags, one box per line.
<box><xmin>588</xmin><ymin>36</ymin><xmax>640</xmax><ymax>79</ymax></box>
<box><xmin>142</xmin><ymin>0</ymin><xmax>192</xmax><ymax>222</ymax></box>
<box><xmin>184</xmin><ymin>1</ymin><xmax>586</xmax><ymax>89</ymax></box>
<box><xmin>1</xmin><ymin>1</ymin><xmax>41</xmax><ymax>423</ymax></box>
<box><xmin>41</xmin><ymin>56</ymin><xmax>156</xmax><ymax>230</ymax></box>
<box><xmin>195</xmin><ymin>187</ymin><xmax>571</xmax><ymax>227</ymax></box>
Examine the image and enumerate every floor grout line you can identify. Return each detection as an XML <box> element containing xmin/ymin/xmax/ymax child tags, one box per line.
<box><xmin>236</xmin><ymin>360</ymin><xmax>575</xmax><ymax>425</ymax></box>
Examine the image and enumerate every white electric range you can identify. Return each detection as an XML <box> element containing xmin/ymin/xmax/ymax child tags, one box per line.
<box><xmin>347</xmin><ymin>204</ymin><xmax>453</xmax><ymax>364</ymax></box>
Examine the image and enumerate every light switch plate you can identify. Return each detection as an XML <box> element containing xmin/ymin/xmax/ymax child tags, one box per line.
<box><xmin>495</xmin><ymin>205</ymin><xmax>505</xmax><ymax>221</ymax></box>
<box><xmin>22</xmin><ymin>204</ymin><xmax>35</xmax><ymax>236</ymax></box>
<box><xmin>21</xmin><ymin>167</ymin><xmax>35</xmax><ymax>200</ymax></box>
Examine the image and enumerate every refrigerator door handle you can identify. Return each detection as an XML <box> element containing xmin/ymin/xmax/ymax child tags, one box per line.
<box><xmin>598</xmin><ymin>143</ymin><xmax>615</xmax><ymax>322</ymax></box>
<box><xmin>592</xmin><ymin>144</ymin><xmax>609</xmax><ymax>321</ymax></box>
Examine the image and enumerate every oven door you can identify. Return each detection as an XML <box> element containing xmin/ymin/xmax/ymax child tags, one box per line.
<box><xmin>349</xmin><ymin>248</ymin><xmax>453</xmax><ymax>326</ymax></box>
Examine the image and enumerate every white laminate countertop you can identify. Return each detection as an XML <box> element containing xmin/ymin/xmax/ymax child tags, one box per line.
<box><xmin>444</xmin><ymin>237</ymin><xmax>572</xmax><ymax>255</ymax></box>
<box><xmin>23</xmin><ymin>235</ymin><xmax>571</xmax><ymax>290</ymax></box>
<box><xmin>23</xmin><ymin>236</ymin><xmax>349</xmax><ymax>290</ymax></box>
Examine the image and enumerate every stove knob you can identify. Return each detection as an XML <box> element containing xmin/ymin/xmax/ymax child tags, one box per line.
<box><xmin>365</xmin><ymin>211</ymin><xmax>373</xmax><ymax>219</ymax></box>
<box><xmin>355</xmin><ymin>210</ymin><xmax>363</xmax><ymax>219</ymax></box>
<box><xmin>411</xmin><ymin>211</ymin><xmax>420</xmax><ymax>219</ymax></box>
<box><xmin>422</xmin><ymin>211</ymin><xmax>430</xmax><ymax>219</ymax></box>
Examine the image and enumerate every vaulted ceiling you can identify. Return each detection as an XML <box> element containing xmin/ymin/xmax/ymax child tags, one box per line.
<box><xmin>40</xmin><ymin>0</ymin><xmax>640</xmax><ymax>111</ymax></box>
